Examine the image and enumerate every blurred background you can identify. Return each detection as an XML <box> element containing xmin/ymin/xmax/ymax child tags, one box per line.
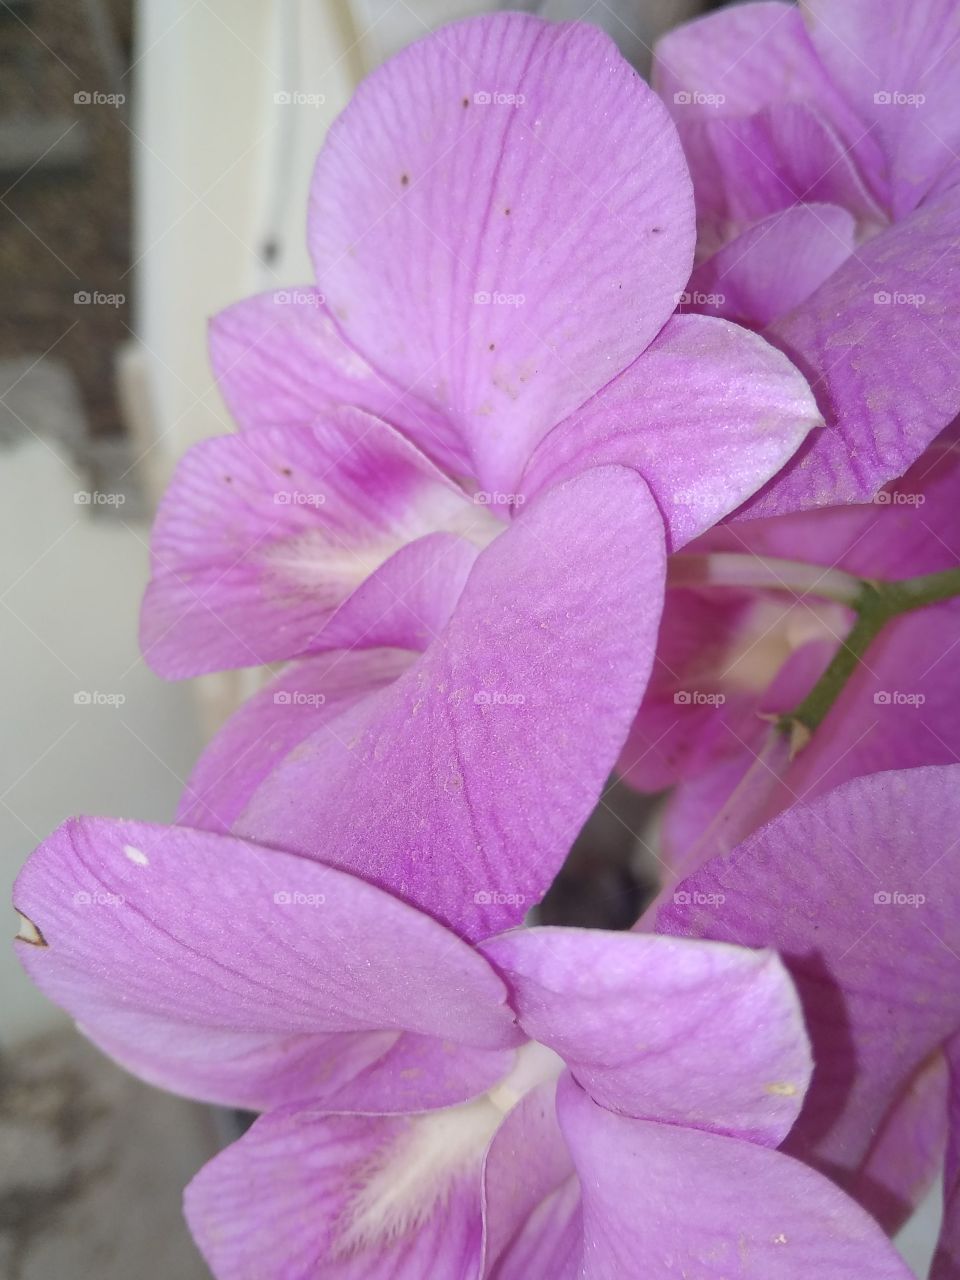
<box><xmin>0</xmin><ymin>1</ymin><xmax>941</xmax><ymax>1275</ymax></box>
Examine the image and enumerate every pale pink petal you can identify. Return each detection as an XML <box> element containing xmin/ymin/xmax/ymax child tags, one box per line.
<box><xmin>209</xmin><ymin>287</ymin><xmax>466</xmax><ymax>472</ymax></box>
<box><xmin>744</xmin><ymin>187</ymin><xmax>960</xmax><ymax>515</ymax></box>
<box><xmin>803</xmin><ymin>0</ymin><xmax>960</xmax><ymax>217</ymax></box>
<box><xmin>14</xmin><ymin>817</ymin><xmax>520</xmax><ymax>1109</ymax></box>
<box><xmin>687</xmin><ymin>204</ymin><xmax>856</xmax><ymax>328</ymax></box>
<box><xmin>141</xmin><ymin>410</ymin><xmax>491</xmax><ymax>677</ymax></box>
<box><xmin>558</xmin><ymin>1074</ymin><xmax>913</xmax><ymax>1279</ymax></box>
<box><xmin>235</xmin><ymin>466</ymin><xmax>667</xmax><ymax>941</ymax></box>
<box><xmin>310</xmin><ymin>14</ymin><xmax>694</xmax><ymax>492</ymax></box>
<box><xmin>185</xmin><ymin>1107</ymin><xmax>485</xmax><ymax>1279</ymax></box>
<box><xmin>658</xmin><ymin>767</ymin><xmax>960</xmax><ymax>1194</ymax></box>
<box><xmin>483</xmin><ymin>928</ymin><xmax>810</xmax><ymax>1145</ymax></box>
<box><xmin>523</xmin><ymin>314</ymin><xmax>821</xmax><ymax>550</ymax></box>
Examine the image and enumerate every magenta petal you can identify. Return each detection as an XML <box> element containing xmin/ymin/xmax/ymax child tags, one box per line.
<box><xmin>140</xmin><ymin>410</ymin><xmax>487</xmax><ymax>677</ymax></box>
<box><xmin>13</xmin><ymin>817</ymin><xmax>519</xmax><ymax>1108</ymax></box>
<box><xmin>524</xmin><ymin>314</ymin><xmax>821</xmax><ymax>550</ymax></box>
<box><xmin>309</xmin><ymin>14</ymin><xmax>694</xmax><ymax>492</ymax></box>
<box><xmin>688</xmin><ymin>204</ymin><xmax>856</xmax><ymax>328</ymax></box>
<box><xmin>209</xmin><ymin>287</ymin><xmax>466</xmax><ymax>473</ymax></box>
<box><xmin>804</xmin><ymin>0</ymin><xmax>960</xmax><ymax>217</ymax></box>
<box><xmin>744</xmin><ymin>187</ymin><xmax>960</xmax><ymax>515</ymax></box>
<box><xmin>483</xmin><ymin>928</ymin><xmax>810</xmax><ymax>1145</ymax></box>
<box><xmin>481</xmin><ymin>1081</ymin><xmax>580</xmax><ymax>1280</ymax></box>
<box><xmin>558</xmin><ymin>1074</ymin><xmax>913</xmax><ymax>1279</ymax></box>
<box><xmin>236</xmin><ymin>466</ymin><xmax>667</xmax><ymax>941</ymax></box>
<box><xmin>185</xmin><ymin>1107</ymin><xmax>485</xmax><ymax>1279</ymax></box>
<box><xmin>657</xmin><ymin>766</ymin><xmax>960</xmax><ymax>1192</ymax></box>
<box><xmin>178</xmin><ymin>649</ymin><xmax>413</xmax><ymax>835</ymax></box>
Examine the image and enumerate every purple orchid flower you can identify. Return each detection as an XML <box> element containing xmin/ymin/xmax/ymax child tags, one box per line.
<box><xmin>654</xmin><ymin>0</ymin><xmax>960</xmax><ymax>515</ymax></box>
<box><xmin>658</xmin><ymin>763</ymin><xmax>960</xmax><ymax>1268</ymax></box>
<box><xmin>622</xmin><ymin>427</ymin><xmax>960</xmax><ymax>881</ymax></box>
<box><xmin>13</xmin><ymin>815</ymin><xmax>911</xmax><ymax>1278</ymax></box>
<box><xmin>130</xmin><ymin>14</ymin><xmax>819</xmax><ymax>945</ymax></box>
<box><xmin>139</xmin><ymin>12</ymin><xmax>817</xmax><ymax>683</ymax></box>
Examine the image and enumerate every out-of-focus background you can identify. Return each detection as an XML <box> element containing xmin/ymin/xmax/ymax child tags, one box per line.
<box><xmin>0</xmin><ymin>1</ymin><xmax>941</xmax><ymax>1275</ymax></box>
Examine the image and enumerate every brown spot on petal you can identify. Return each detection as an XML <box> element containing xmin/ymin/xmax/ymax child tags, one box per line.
<box><xmin>15</xmin><ymin>911</ymin><xmax>47</xmax><ymax>947</ymax></box>
<box><xmin>400</xmin><ymin>173</ymin><xmax>410</xmax><ymax>187</ymax></box>
<box><xmin>462</xmin><ymin>97</ymin><xmax>469</xmax><ymax>108</ymax></box>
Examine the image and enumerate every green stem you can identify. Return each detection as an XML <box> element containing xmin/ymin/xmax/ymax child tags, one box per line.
<box><xmin>779</xmin><ymin>566</ymin><xmax>960</xmax><ymax>738</ymax></box>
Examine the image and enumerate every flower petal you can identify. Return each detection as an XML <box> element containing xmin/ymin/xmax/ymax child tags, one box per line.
<box><xmin>523</xmin><ymin>314</ymin><xmax>821</xmax><ymax>550</ymax></box>
<box><xmin>235</xmin><ymin>465</ymin><xmax>667</xmax><ymax>941</ymax></box>
<box><xmin>658</xmin><ymin>766</ymin><xmax>960</xmax><ymax>1193</ymax></box>
<box><xmin>141</xmin><ymin>410</ymin><xmax>492</xmax><ymax>677</ymax></box>
<box><xmin>655</xmin><ymin>2</ymin><xmax>886</xmax><ymax>222</ymax></box>
<box><xmin>309</xmin><ymin>13</ymin><xmax>694</xmax><ymax>492</ymax></box>
<box><xmin>687</xmin><ymin>204</ymin><xmax>856</xmax><ymax>328</ymax></box>
<box><xmin>481</xmin><ymin>1080</ymin><xmax>580</xmax><ymax>1280</ymax></box>
<box><xmin>209</xmin><ymin>287</ymin><xmax>464</xmax><ymax>472</ymax></box>
<box><xmin>178</xmin><ymin>649</ymin><xmax>413</xmax><ymax>834</ymax></box>
<box><xmin>558</xmin><ymin>1074</ymin><xmax>913</xmax><ymax>1279</ymax></box>
<box><xmin>13</xmin><ymin>817</ymin><xmax>519</xmax><ymax>1109</ymax></box>
<box><xmin>744</xmin><ymin>187</ymin><xmax>960</xmax><ymax>515</ymax></box>
<box><xmin>482</xmin><ymin>928</ymin><xmax>811</xmax><ymax>1145</ymax></box>
<box><xmin>185</xmin><ymin>1106</ymin><xmax>486</xmax><ymax>1280</ymax></box>
<box><xmin>803</xmin><ymin>0</ymin><xmax>960</xmax><ymax>217</ymax></box>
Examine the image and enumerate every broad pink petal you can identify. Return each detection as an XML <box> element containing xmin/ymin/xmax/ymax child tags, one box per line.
<box><xmin>235</xmin><ymin>466</ymin><xmax>667</xmax><ymax>941</ymax></box>
<box><xmin>13</xmin><ymin>817</ymin><xmax>520</xmax><ymax>1109</ymax></box>
<box><xmin>558</xmin><ymin>1074</ymin><xmax>913</xmax><ymax>1279</ymax></box>
<box><xmin>655</xmin><ymin>2</ymin><xmax>886</xmax><ymax>220</ymax></box>
<box><xmin>309</xmin><ymin>14</ymin><xmax>695</xmax><ymax>492</ymax></box>
<box><xmin>851</xmin><ymin>1051</ymin><xmax>949</xmax><ymax>1235</ymax></box>
<box><xmin>185</xmin><ymin>1106</ymin><xmax>485</xmax><ymax>1279</ymax></box>
<box><xmin>803</xmin><ymin>0</ymin><xmax>960</xmax><ymax>217</ymax></box>
<box><xmin>744</xmin><ymin>187</ymin><xmax>960</xmax><ymax>515</ymax></box>
<box><xmin>688</xmin><ymin>204</ymin><xmax>856</xmax><ymax>328</ymax></box>
<box><xmin>523</xmin><ymin>314</ymin><xmax>821</xmax><ymax>551</ymax></box>
<box><xmin>141</xmin><ymin>410</ymin><xmax>490</xmax><ymax>677</ymax></box>
<box><xmin>480</xmin><ymin>1080</ymin><xmax>579</xmax><ymax>1279</ymax></box>
<box><xmin>209</xmin><ymin>287</ymin><xmax>465</xmax><ymax>472</ymax></box>
<box><xmin>178</xmin><ymin>649</ymin><xmax>413</xmax><ymax>834</ymax></box>
<box><xmin>657</xmin><ymin>767</ymin><xmax>960</xmax><ymax>1193</ymax></box>
<box><xmin>482</xmin><ymin>928</ymin><xmax>810</xmax><ymax>1145</ymax></box>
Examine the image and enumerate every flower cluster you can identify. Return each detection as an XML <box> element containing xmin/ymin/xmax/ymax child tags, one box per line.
<box><xmin>13</xmin><ymin>5</ymin><xmax>960</xmax><ymax>1278</ymax></box>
